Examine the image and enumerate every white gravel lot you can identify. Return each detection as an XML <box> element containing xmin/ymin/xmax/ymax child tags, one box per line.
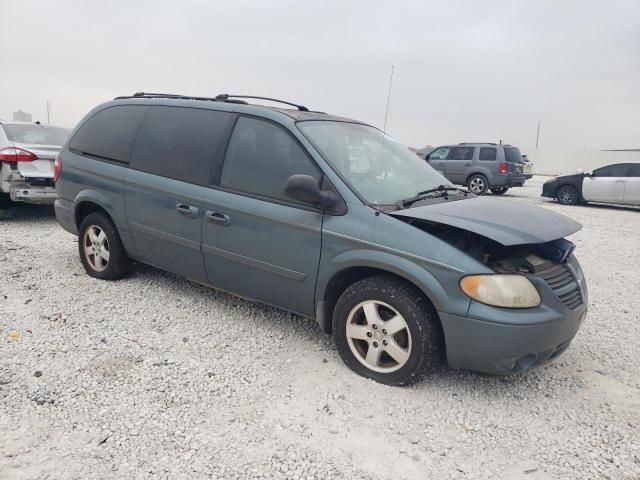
<box><xmin>1</xmin><ymin>176</ymin><xmax>639</xmax><ymax>480</ymax></box>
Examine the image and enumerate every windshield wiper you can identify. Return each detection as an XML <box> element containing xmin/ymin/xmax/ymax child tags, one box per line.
<box><xmin>397</xmin><ymin>184</ymin><xmax>471</xmax><ymax>208</ymax></box>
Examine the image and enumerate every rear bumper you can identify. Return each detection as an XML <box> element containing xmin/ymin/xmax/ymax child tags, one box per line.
<box><xmin>9</xmin><ymin>183</ymin><xmax>57</xmax><ymax>204</ymax></box>
<box><xmin>54</xmin><ymin>197</ymin><xmax>77</xmax><ymax>235</ymax></box>
<box><xmin>493</xmin><ymin>174</ymin><xmax>526</xmax><ymax>188</ymax></box>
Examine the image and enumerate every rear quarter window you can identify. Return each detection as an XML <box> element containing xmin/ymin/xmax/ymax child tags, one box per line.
<box><xmin>69</xmin><ymin>105</ymin><xmax>148</xmax><ymax>163</ymax></box>
<box><xmin>504</xmin><ymin>147</ymin><xmax>523</xmax><ymax>163</ymax></box>
<box><xmin>129</xmin><ymin>106</ymin><xmax>235</xmax><ymax>185</ymax></box>
<box><xmin>479</xmin><ymin>147</ymin><xmax>497</xmax><ymax>161</ymax></box>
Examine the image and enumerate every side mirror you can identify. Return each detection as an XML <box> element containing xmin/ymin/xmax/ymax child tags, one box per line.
<box><xmin>585</xmin><ymin>171</ymin><xmax>593</xmax><ymax>177</ymax></box>
<box><xmin>576</xmin><ymin>168</ymin><xmax>584</xmax><ymax>174</ymax></box>
<box><xmin>285</xmin><ymin>174</ymin><xmax>337</xmax><ymax>209</ymax></box>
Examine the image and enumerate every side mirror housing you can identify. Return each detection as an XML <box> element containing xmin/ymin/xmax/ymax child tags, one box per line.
<box><xmin>285</xmin><ymin>174</ymin><xmax>337</xmax><ymax>209</ymax></box>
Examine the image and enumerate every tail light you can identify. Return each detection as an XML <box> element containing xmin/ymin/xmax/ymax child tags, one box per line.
<box><xmin>499</xmin><ymin>162</ymin><xmax>508</xmax><ymax>174</ymax></box>
<box><xmin>53</xmin><ymin>155</ymin><xmax>63</xmax><ymax>182</ymax></box>
<box><xmin>0</xmin><ymin>147</ymin><xmax>38</xmax><ymax>162</ymax></box>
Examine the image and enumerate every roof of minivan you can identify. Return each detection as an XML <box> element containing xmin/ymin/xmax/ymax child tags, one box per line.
<box><xmin>109</xmin><ymin>95</ymin><xmax>368</xmax><ymax>126</ymax></box>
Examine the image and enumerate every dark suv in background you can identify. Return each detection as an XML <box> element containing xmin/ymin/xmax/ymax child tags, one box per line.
<box><xmin>426</xmin><ymin>143</ymin><xmax>526</xmax><ymax>195</ymax></box>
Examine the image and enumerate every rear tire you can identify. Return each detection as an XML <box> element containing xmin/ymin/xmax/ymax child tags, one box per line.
<box><xmin>556</xmin><ymin>185</ymin><xmax>579</xmax><ymax>205</ymax></box>
<box><xmin>490</xmin><ymin>187</ymin><xmax>509</xmax><ymax>195</ymax></box>
<box><xmin>467</xmin><ymin>174</ymin><xmax>489</xmax><ymax>195</ymax></box>
<box><xmin>332</xmin><ymin>276</ymin><xmax>443</xmax><ymax>386</ymax></box>
<box><xmin>78</xmin><ymin>212</ymin><xmax>131</xmax><ymax>280</ymax></box>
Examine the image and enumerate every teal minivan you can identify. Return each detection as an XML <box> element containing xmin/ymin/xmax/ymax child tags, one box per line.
<box><xmin>54</xmin><ymin>93</ymin><xmax>588</xmax><ymax>385</ymax></box>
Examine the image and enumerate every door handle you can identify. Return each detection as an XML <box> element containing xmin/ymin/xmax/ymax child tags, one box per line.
<box><xmin>614</xmin><ymin>180</ymin><xmax>626</xmax><ymax>183</ymax></box>
<box><xmin>176</xmin><ymin>203</ymin><xmax>198</xmax><ymax>218</ymax></box>
<box><xmin>206</xmin><ymin>211</ymin><xmax>231</xmax><ymax>226</ymax></box>
<box><xmin>464</xmin><ymin>163</ymin><xmax>471</xmax><ymax>166</ymax></box>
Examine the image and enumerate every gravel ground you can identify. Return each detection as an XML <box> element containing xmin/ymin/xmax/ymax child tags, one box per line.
<box><xmin>1</xmin><ymin>176</ymin><xmax>639</xmax><ymax>480</ymax></box>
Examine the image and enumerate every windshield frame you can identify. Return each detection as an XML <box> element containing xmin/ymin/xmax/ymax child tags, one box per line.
<box><xmin>295</xmin><ymin>119</ymin><xmax>448</xmax><ymax>207</ymax></box>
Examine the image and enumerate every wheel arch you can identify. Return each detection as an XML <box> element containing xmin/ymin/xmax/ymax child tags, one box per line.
<box><xmin>315</xmin><ymin>257</ymin><xmax>450</xmax><ymax>338</ymax></box>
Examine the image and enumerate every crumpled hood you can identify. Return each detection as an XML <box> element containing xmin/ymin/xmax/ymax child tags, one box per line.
<box><xmin>389</xmin><ymin>197</ymin><xmax>582</xmax><ymax>246</ymax></box>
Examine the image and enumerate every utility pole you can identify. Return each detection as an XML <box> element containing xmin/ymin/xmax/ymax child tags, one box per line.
<box><xmin>46</xmin><ymin>101</ymin><xmax>51</xmax><ymax>124</ymax></box>
<box><xmin>382</xmin><ymin>65</ymin><xmax>395</xmax><ymax>134</ymax></box>
<box><xmin>536</xmin><ymin>121</ymin><xmax>541</xmax><ymax>149</ymax></box>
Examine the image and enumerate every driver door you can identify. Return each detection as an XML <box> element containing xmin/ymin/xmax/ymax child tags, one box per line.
<box><xmin>426</xmin><ymin>147</ymin><xmax>451</xmax><ymax>179</ymax></box>
<box><xmin>201</xmin><ymin>116</ymin><xmax>324</xmax><ymax>316</ymax></box>
<box><xmin>582</xmin><ymin>164</ymin><xmax>631</xmax><ymax>203</ymax></box>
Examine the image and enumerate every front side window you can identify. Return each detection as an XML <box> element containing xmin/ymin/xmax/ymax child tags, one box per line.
<box><xmin>69</xmin><ymin>105</ymin><xmax>147</xmax><ymax>163</ymax></box>
<box><xmin>450</xmin><ymin>147</ymin><xmax>474</xmax><ymax>160</ymax></box>
<box><xmin>594</xmin><ymin>164</ymin><xmax>632</xmax><ymax>177</ymax></box>
<box><xmin>479</xmin><ymin>147</ymin><xmax>497</xmax><ymax>161</ymax></box>
<box><xmin>297</xmin><ymin>121</ymin><xmax>448</xmax><ymax>205</ymax></box>
<box><xmin>129</xmin><ymin>106</ymin><xmax>234</xmax><ymax>185</ymax></box>
<box><xmin>2</xmin><ymin>124</ymin><xmax>70</xmax><ymax>146</ymax></box>
<box><xmin>220</xmin><ymin>117</ymin><xmax>320</xmax><ymax>202</ymax></box>
<box><xmin>429</xmin><ymin>147</ymin><xmax>450</xmax><ymax>160</ymax></box>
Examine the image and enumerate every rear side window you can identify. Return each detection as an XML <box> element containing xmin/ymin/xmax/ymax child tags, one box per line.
<box><xmin>479</xmin><ymin>147</ymin><xmax>497</xmax><ymax>161</ymax></box>
<box><xmin>450</xmin><ymin>147</ymin><xmax>474</xmax><ymax>160</ymax></box>
<box><xmin>2</xmin><ymin>124</ymin><xmax>70</xmax><ymax>145</ymax></box>
<box><xmin>130</xmin><ymin>106</ymin><xmax>234</xmax><ymax>185</ymax></box>
<box><xmin>69</xmin><ymin>105</ymin><xmax>147</xmax><ymax>163</ymax></box>
<box><xmin>594</xmin><ymin>164</ymin><xmax>632</xmax><ymax>177</ymax></box>
<box><xmin>220</xmin><ymin>116</ymin><xmax>320</xmax><ymax>203</ymax></box>
<box><xmin>504</xmin><ymin>147</ymin><xmax>523</xmax><ymax>163</ymax></box>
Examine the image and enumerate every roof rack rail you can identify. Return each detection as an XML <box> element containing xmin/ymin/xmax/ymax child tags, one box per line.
<box><xmin>114</xmin><ymin>92</ymin><xmax>309</xmax><ymax>111</ymax></box>
<box><xmin>215</xmin><ymin>94</ymin><xmax>309</xmax><ymax>112</ymax></box>
<box><xmin>458</xmin><ymin>142</ymin><xmax>497</xmax><ymax>145</ymax></box>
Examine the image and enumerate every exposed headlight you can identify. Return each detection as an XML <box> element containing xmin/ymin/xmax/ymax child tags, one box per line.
<box><xmin>460</xmin><ymin>275</ymin><xmax>541</xmax><ymax>308</ymax></box>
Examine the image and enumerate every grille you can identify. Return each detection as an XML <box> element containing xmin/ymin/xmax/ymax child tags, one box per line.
<box><xmin>537</xmin><ymin>263</ymin><xmax>583</xmax><ymax>310</ymax></box>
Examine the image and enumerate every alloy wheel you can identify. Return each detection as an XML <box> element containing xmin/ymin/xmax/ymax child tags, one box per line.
<box><xmin>83</xmin><ymin>225</ymin><xmax>110</xmax><ymax>272</ymax></box>
<box><xmin>345</xmin><ymin>300</ymin><xmax>412</xmax><ymax>373</ymax></box>
<box><xmin>557</xmin><ymin>186</ymin><xmax>577</xmax><ymax>204</ymax></box>
<box><xmin>469</xmin><ymin>177</ymin><xmax>486</xmax><ymax>194</ymax></box>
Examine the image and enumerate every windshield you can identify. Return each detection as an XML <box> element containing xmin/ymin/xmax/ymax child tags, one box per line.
<box><xmin>2</xmin><ymin>124</ymin><xmax>70</xmax><ymax>146</ymax></box>
<box><xmin>297</xmin><ymin>121</ymin><xmax>448</xmax><ymax>205</ymax></box>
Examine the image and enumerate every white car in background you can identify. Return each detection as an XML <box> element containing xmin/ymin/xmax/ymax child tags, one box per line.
<box><xmin>542</xmin><ymin>162</ymin><xmax>640</xmax><ymax>206</ymax></box>
<box><xmin>0</xmin><ymin>121</ymin><xmax>70</xmax><ymax>208</ymax></box>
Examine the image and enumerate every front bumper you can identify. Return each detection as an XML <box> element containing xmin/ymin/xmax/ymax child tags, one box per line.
<box><xmin>541</xmin><ymin>181</ymin><xmax>557</xmax><ymax>198</ymax></box>
<box><xmin>440</xmin><ymin>259</ymin><xmax>588</xmax><ymax>375</ymax></box>
<box><xmin>9</xmin><ymin>183</ymin><xmax>57</xmax><ymax>204</ymax></box>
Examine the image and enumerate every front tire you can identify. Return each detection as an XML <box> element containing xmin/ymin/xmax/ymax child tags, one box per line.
<box><xmin>78</xmin><ymin>212</ymin><xmax>131</xmax><ymax>280</ymax></box>
<box><xmin>467</xmin><ymin>174</ymin><xmax>489</xmax><ymax>195</ymax></box>
<box><xmin>490</xmin><ymin>187</ymin><xmax>509</xmax><ymax>195</ymax></box>
<box><xmin>556</xmin><ymin>185</ymin><xmax>579</xmax><ymax>205</ymax></box>
<box><xmin>332</xmin><ymin>276</ymin><xmax>443</xmax><ymax>386</ymax></box>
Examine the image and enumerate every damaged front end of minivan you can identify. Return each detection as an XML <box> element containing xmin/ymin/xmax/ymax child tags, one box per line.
<box><xmin>389</xmin><ymin>197</ymin><xmax>588</xmax><ymax>374</ymax></box>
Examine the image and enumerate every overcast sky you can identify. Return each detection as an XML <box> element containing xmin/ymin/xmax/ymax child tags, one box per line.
<box><xmin>1</xmin><ymin>0</ymin><xmax>638</xmax><ymax>150</ymax></box>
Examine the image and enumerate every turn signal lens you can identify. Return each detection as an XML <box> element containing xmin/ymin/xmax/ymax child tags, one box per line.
<box><xmin>460</xmin><ymin>275</ymin><xmax>541</xmax><ymax>308</ymax></box>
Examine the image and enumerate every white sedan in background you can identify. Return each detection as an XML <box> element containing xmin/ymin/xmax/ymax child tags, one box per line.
<box><xmin>541</xmin><ymin>162</ymin><xmax>640</xmax><ymax>206</ymax></box>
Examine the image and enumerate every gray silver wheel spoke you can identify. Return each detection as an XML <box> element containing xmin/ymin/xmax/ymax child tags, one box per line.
<box><xmin>365</xmin><ymin>345</ymin><xmax>383</xmax><ymax>367</ymax></box>
<box><xmin>383</xmin><ymin>315</ymin><xmax>405</xmax><ymax>335</ymax></box>
<box><xmin>346</xmin><ymin>323</ymin><xmax>370</xmax><ymax>341</ymax></box>
<box><xmin>363</xmin><ymin>302</ymin><xmax>382</xmax><ymax>325</ymax></box>
<box><xmin>383</xmin><ymin>339</ymin><xmax>410</xmax><ymax>365</ymax></box>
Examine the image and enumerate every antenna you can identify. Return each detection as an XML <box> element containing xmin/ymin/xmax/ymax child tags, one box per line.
<box><xmin>46</xmin><ymin>101</ymin><xmax>51</xmax><ymax>124</ymax></box>
<box><xmin>382</xmin><ymin>65</ymin><xmax>395</xmax><ymax>133</ymax></box>
<box><xmin>536</xmin><ymin>120</ymin><xmax>541</xmax><ymax>148</ymax></box>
